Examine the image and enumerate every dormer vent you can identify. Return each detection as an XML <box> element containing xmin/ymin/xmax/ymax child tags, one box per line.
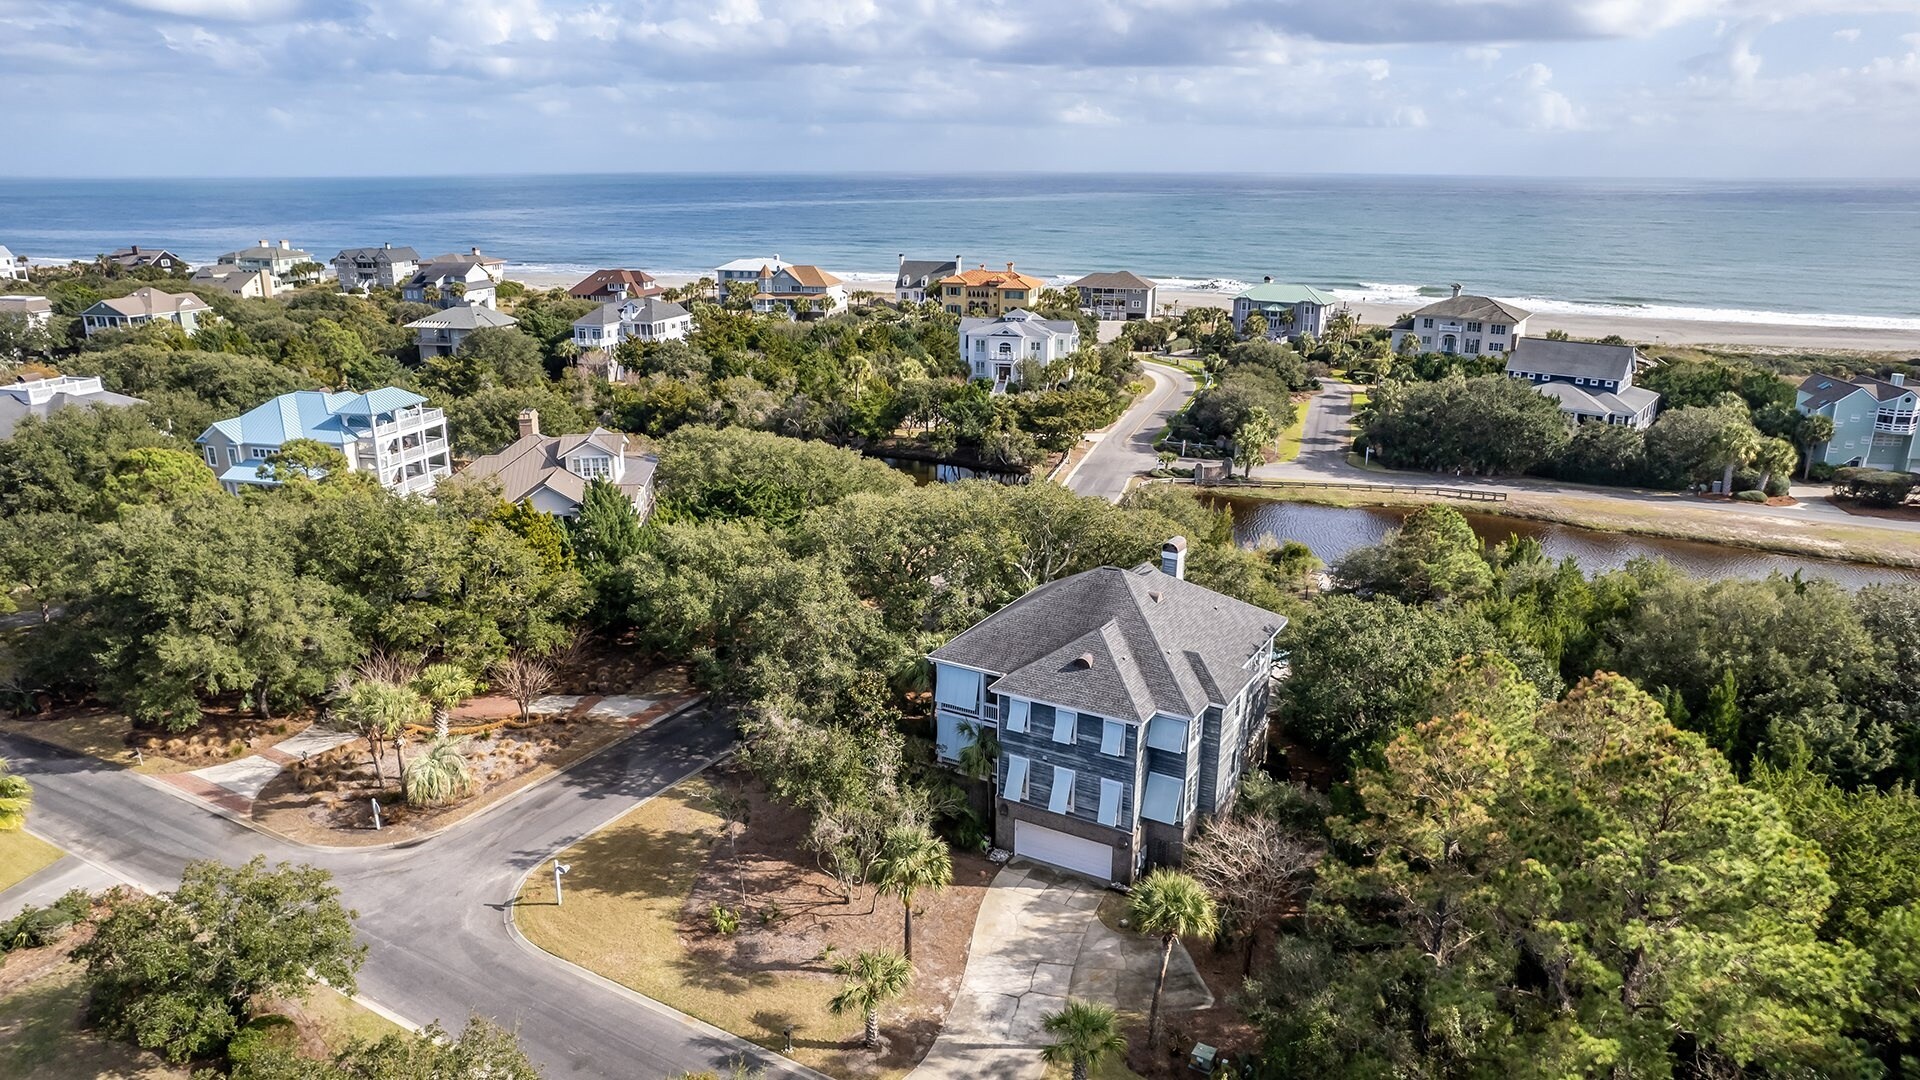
<box><xmin>1070</xmin><ymin>653</ymin><xmax>1094</xmax><ymax>670</ymax></box>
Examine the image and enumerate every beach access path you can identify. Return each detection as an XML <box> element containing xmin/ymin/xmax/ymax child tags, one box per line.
<box><xmin>0</xmin><ymin>708</ymin><xmax>824</xmax><ymax>1080</ymax></box>
<box><xmin>1062</xmin><ymin>361</ymin><xmax>1197</xmax><ymax>502</ymax></box>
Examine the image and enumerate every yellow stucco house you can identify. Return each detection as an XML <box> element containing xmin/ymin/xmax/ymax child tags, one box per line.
<box><xmin>937</xmin><ymin>262</ymin><xmax>1047</xmax><ymax>317</ymax></box>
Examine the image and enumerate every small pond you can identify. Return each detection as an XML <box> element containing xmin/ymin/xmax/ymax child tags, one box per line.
<box><xmin>876</xmin><ymin>456</ymin><xmax>1029</xmax><ymax>486</ymax></box>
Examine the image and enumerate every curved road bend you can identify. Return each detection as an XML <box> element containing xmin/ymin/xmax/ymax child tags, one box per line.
<box><xmin>1</xmin><ymin>710</ymin><xmax>828</xmax><ymax>1080</ymax></box>
<box><xmin>1065</xmin><ymin>361</ymin><xmax>1198</xmax><ymax>503</ymax></box>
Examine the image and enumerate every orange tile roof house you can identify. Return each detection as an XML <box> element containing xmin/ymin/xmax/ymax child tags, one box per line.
<box><xmin>568</xmin><ymin>269</ymin><xmax>665</xmax><ymax>302</ymax></box>
<box><xmin>456</xmin><ymin>410</ymin><xmax>656</xmax><ymax>519</ymax></box>
<box><xmin>938</xmin><ymin>262</ymin><xmax>1047</xmax><ymax>317</ymax></box>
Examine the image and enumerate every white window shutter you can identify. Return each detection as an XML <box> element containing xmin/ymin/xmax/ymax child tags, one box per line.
<box><xmin>1005</xmin><ymin>755</ymin><xmax>1030</xmax><ymax>802</ymax></box>
<box><xmin>1049</xmin><ymin>767</ymin><xmax>1075</xmax><ymax>814</ymax></box>
<box><xmin>1052</xmin><ymin>710</ymin><xmax>1076</xmax><ymax>745</ymax></box>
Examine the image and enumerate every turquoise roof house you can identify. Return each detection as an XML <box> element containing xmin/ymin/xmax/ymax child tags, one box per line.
<box><xmin>1231</xmin><ymin>279</ymin><xmax>1337</xmax><ymax>341</ymax></box>
<box><xmin>195</xmin><ymin>387</ymin><xmax>452</xmax><ymax>496</ymax></box>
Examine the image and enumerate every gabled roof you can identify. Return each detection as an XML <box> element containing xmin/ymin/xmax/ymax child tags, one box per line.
<box><xmin>219</xmin><ymin>242</ymin><xmax>311</xmax><ymax>263</ymax></box>
<box><xmin>0</xmin><ymin>246</ymin><xmax>14</xmax><ymax>264</ymax></box>
<box><xmin>1068</xmin><ymin>271</ymin><xmax>1157</xmax><ymax>290</ymax></box>
<box><xmin>897</xmin><ymin>258</ymin><xmax>958</xmax><ymax>288</ymax></box>
<box><xmin>1408</xmin><ymin>293</ymin><xmax>1533</xmax><ymax>323</ymax></box>
<box><xmin>938</xmin><ymin>264</ymin><xmax>1046</xmax><ymax>292</ymax></box>
<box><xmin>717</xmin><ymin>256</ymin><xmax>787</xmax><ymax>274</ymax></box>
<box><xmin>85</xmin><ymin>287</ymin><xmax>211</xmax><ymax>318</ymax></box>
<box><xmin>1506</xmin><ymin>338</ymin><xmax>1641</xmax><ymax>384</ymax></box>
<box><xmin>405</xmin><ymin>305</ymin><xmax>518</xmax><ymax>331</ymax></box>
<box><xmin>1534</xmin><ymin>381</ymin><xmax>1659</xmax><ymax>419</ymax></box>
<box><xmin>0</xmin><ymin>296</ymin><xmax>52</xmax><ymax>316</ymax></box>
<box><xmin>568</xmin><ymin>268</ymin><xmax>661</xmax><ymax>298</ymax></box>
<box><xmin>407</xmin><ymin>252</ymin><xmax>505</xmax><ymax>286</ymax></box>
<box><xmin>1236</xmin><ymin>282</ymin><xmax>1335</xmax><ymax>306</ymax></box>
<box><xmin>1798</xmin><ymin>372</ymin><xmax>1915</xmax><ymax>410</ymax></box>
<box><xmin>775</xmin><ymin>265</ymin><xmax>842</xmax><ymax>288</ymax></box>
<box><xmin>0</xmin><ymin>376</ymin><xmax>145</xmax><ymax>439</ymax></box>
<box><xmin>626</xmin><ymin>297</ymin><xmax>689</xmax><ymax>322</ymax></box>
<box><xmin>959</xmin><ymin>309</ymin><xmax>1079</xmax><ymax>342</ymax></box>
<box><xmin>458</xmin><ymin>428</ymin><xmax>656</xmax><ymax>510</ymax></box>
<box><xmin>334</xmin><ymin>246</ymin><xmax>420</xmax><ymax>263</ymax></box>
<box><xmin>197</xmin><ymin>387</ymin><xmax>427</xmax><ymax>448</ymax></box>
<box><xmin>930</xmin><ymin>562</ymin><xmax>1284</xmax><ymax>724</ymax></box>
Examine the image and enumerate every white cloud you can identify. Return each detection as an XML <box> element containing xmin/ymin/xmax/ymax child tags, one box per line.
<box><xmin>1834</xmin><ymin>27</ymin><xmax>1861</xmax><ymax>41</ymax></box>
<box><xmin>1058</xmin><ymin>101</ymin><xmax>1120</xmax><ymax>126</ymax></box>
<box><xmin>1505</xmin><ymin>62</ymin><xmax>1583</xmax><ymax>130</ymax></box>
<box><xmin>1455</xmin><ymin>45</ymin><xmax>1502</xmax><ymax>68</ymax></box>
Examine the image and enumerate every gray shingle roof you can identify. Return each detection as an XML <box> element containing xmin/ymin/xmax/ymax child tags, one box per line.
<box><xmin>897</xmin><ymin>259</ymin><xmax>958</xmax><ymax>288</ymax></box>
<box><xmin>458</xmin><ymin>429</ymin><xmax>655</xmax><ymax>510</ymax></box>
<box><xmin>1409</xmin><ymin>294</ymin><xmax>1533</xmax><ymax>324</ymax></box>
<box><xmin>1068</xmin><ymin>271</ymin><xmax>1157</xmax><ymax>290</ymax></box>
<box><xmin>1798</xmin><ymin>372</ymin><xmax>1913</xmax><ymax>410</ymax></box>
<box><xmin>958</xmin><ymin>309</ymin><xmax>1078</xmax><ymax>342</ymax></box>
<box><xmin>1506</xmin><ymin>337</ymin><xmax>1640</xmax><ymax>383</ymax></box>
<box><xmin>334</xmin><ymin>246</ymin><xmax>420</xmax><ymax>263</ymax></box>
<box><xmin>1535</xmin><ymin>381</ymin><xmax>1658</xmax><ymax>419</ymax></box>
<box><xmin>929</xmin><ymin>562</ymin><xmax>1284</xmax><ymax>723</ymax></box>
<box><xmin>405</xmin><ymin>305</ymin><xmax>518</xmax><ymax>331</ymax></box>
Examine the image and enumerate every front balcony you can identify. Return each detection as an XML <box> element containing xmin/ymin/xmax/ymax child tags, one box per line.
<box><xmin>1875</xmin><ymin>416</ymin><xmax>1918</xmax><ymax>435</ymax></box>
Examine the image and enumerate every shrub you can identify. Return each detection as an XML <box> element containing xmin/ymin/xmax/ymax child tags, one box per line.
<box><xmin>225</xmin><ymin>1014</ymin><xmax>298</xmax><ymax>1069</ymax></box>
<box><xmin>1</xmin><ymin>905</ymin><xmax>76</xmax><ymax>951</ymax></box>
<box><xmin>1733</xmin><ymin>489</ymin><xmax>1769</xmax><ymax>503</ymax></box>
<box><xmin>1833</xmin><ymin>466</ymin><xmax>1919</xmax><ymax>507</ymax></box>
<box><xmin>709</xmin><ymin>904</ymin><xmax>741</xmax><ymax>935</ymax></box>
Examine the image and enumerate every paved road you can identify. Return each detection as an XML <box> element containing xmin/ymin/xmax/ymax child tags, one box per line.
<box><xmin>1065</xmin><ymin>362</ymin><xmax>1198</xmax><ymax>502</ymax></box>
<box><xmin>1</xmin><ymin>711</ymin><xmax>825</xmax><ymax>1080</ymax></box>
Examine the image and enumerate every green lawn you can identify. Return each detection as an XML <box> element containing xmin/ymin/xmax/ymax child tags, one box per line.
<box><xmin>0</xmin><ymin>964</ymin><xmax>186</xmax><ymax>1080</ymax></box>
<box><xmin>1276</xmin><ymin>404</ymin><xmax>1308</xmax><ymax>463</ymax></box>
<box><xmin>0</xmin><ymin>830</ymin><xmax>63</xmax><ymax>893</ymax></box>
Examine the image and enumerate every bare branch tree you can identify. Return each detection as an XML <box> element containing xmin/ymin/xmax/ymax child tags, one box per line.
<box><xmin>1186</xmin><ymin>812</ymin><xmax>1322</xmax><ymax>974</ymax></box>
<box><xmin>491</xmin><ymin>653</ymin><xmax>557</xmax><ymax>723</ymax></box>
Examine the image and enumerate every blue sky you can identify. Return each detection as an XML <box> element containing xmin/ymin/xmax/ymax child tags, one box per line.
<box><xmin>3</xmin><ymin>0</ymin><xmax>1917</xmax><ymax>178</ymax></box>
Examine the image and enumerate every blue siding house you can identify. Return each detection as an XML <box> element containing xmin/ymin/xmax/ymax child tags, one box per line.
<box><xmin>928</xmin><ymin>538</ymin><xmax>1285</xmax><ymax>884</ymax></box>
<box><xmin>196</xmin><ymin>387</ymin><xmax>452</xmax><ymax>496</ymax></box>
<box><xmin>1798</xmin><ymin>372</ymin><xmax>1919</xmax><ymax>472</ymax></box>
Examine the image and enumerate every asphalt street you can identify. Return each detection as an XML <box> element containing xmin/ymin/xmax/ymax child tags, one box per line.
<box><xmin>1</xmin><ymin>709</ymin><xmax>828</xmax><ymax>1080</ymax></box>
<box><xmin>1065</xmin><ymin>362</ymin><xmax>1198</xmax><ymax>502</ymax></box>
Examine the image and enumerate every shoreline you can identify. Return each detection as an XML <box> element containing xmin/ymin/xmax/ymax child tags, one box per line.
<box><xmin>510</xmin><ymin>269</ymin><xmax>1920</xmax><ymax>354</ymax></box>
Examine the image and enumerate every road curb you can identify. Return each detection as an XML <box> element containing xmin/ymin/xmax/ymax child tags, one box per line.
<box><xmin>500</xmin><ymin>752</ymin><xmax>837</xmax><ymax>1080</ymax></box>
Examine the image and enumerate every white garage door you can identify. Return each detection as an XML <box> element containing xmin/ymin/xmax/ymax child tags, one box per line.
<box><xmin>1014</xmin><ymin>820</ymin><xmax>1114</xmax><ymax>882</ymax></box>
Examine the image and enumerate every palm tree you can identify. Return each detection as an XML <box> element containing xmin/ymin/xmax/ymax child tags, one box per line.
<box><xmin>870</xmin><ymin>825</ymin><xmax>951</xmax><ymax>960</ymax></box>
<box><xmin>334</xmin><ymin>678</ymin><xmax>429</xmax><ymax>788</ymax></box>
<box><xmin>402</xmin><ymin>736</ymin><xmax>474</xmax><ymax>807</ymax></box>
<box><xmin>414</xmin><ymin>662</ymin><xmax>478</xmax><ymax>738</ymax></box>
<box><xmin>1040</xmin><ymin>1000</ymin><xmax>1127</xmax><ymax>1080</ymax></box>
<box><xmin>0</xmin><ymin>757</ymin><xmax>32</xmax><ymax>831</ymax></box>
<box><xmin>828</xmin><ymin>949</ymin><xmax>913</xmax><ymax>1050</ymax></box>
<box><xmin>1128</xmin><ymin>868</ymin><xmax>1219</xmax><ymax>1049</ymax></box>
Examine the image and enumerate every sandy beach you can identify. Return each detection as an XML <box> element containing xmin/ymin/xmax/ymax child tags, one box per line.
<box><xmin>511</xmin><ymin>269</ymin><xmax>1920</xmax><ymax>356</ymax></box>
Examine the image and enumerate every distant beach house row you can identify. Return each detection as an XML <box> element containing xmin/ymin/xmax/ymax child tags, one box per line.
<box><xmin>406</xmin><ymin>304</ymin><xmax>518</xmax><ymax>358</ymax></box>
<box><xmin>1231</xmin><ymin>279</ymin><xmax>1337</xmax><ymax>340</ymax></box>
<box><xmin>571</xmin><ymin>297</ymin><xmax>691</xmax><ymax>354</ymax></box>
<box><xmin>940</xmin><ymin>263</ymin><xmax>1045</xmax><ymax>317</ymax></box>
<box><xmin>196</xmin><ymin>387</ymin><xmax>451</xmax><ymax>497</ymax></box>
<box><xmin>1505</xmin><ymin>338</ymin><xmax>1661</xmax><ymax>429</ymax></box>
<box><xmin>332</xmin><ymin>244</ymin><xmax>420</xmax><ymax>291</ymax></box>
<box><xmin>78</xmin><ymin>287</ymin><xmax>211</xmax><ymax>337</ymax></box>
<box><xmin>960</xmin><ymin>309</ymin><xmax>1080</xmax><ymax>390</ymax></box>
<box><xmin>1389</xmin><ymin>287</ymin><xmax>1533</xmax><ymax>357</ymax></box>
<box><xmin>1797</xmin><ymin>372</ymin><xmax>1919</xmax><ymax>471</ymax></box>
<box><xmin>455</xmin><ymin>409</ymin><xmax>657</xmax><ymax>520</ymax></box>
<box><xmin>895</xmin><ymin>255</ymin><xmax>959</xmax><ymax>305</ymax></box>
<box><xmin>1067</xmin><ymin>271</ymin><xmax>1157</xmax><ymax>321</ymax></box>
<box><xmin>403</xmin><ymin>249</ymin><xmax>507</xmax><ymax>309</ymax></box>
<box><xmin>211</xmin><ymin>239</ymin><xmax>314</xmax><ymax>293</ymax></box>
<box><xmin>0</xmin><ymin>375</ymin><xmax>144</xmax><ymax>439</ymax></box>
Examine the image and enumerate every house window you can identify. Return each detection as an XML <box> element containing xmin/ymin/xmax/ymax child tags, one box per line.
<box><xmin>1006</xmin><ymin>755</ymin><xmax>1031</xmax><ymax>801</ymax></box>
<box><xmin>1097</xmin><ymin>779</ymin><xmax>1123</xmax><ymax>826</ymax></box>
<box><xmin>1005</xmin><ymin>698</ymin><xmax>1030</xmax><ymax>733</ymax></box>
<box><xmin>1049</xmin><ymin>766</ymin><xmax>1075</xmax><ymax>814</ymax></box>
<box><xmin>227</xmin><ymin>447</ymin><xmax>240</xmax><ymax>465</ymax></box>
<box><xmin>1466</xmin><ymin>338</ymin><xmax>1480</xmax><ymax>352</ymax></box>
<box><xmin>1491</xmin><ymin>324</ymin><xmax>1508</xmax><ymax>335</ymax></box>
<box><xmin>572</xmin><ymin>455</ymin><xmax>612</xmax><ymax>479</ymax></box>
<box><xmin>1466</xmin><ymin>321</ymin><xmax>1483</xmax><ymax>332</ymax></box>
<box><xmin>204</xmin><ymin>447</ymin><xmax>218</xmax><ymax>467</ymax></box>
<box><xmin>1052</xmin><ymin>709</ymin><xmax>1076</xmax><ymax>745</ymax></box>
<box><xmin>1100</xmin><ymin>719</ymin><xmax>1125</xmax><ymax>756</ymax></box>
<box><xmin>1421</xmin><ymin>318</ymin><xmax>1434</xmax><ymax>329</ymax></box>
<box><xmin>1146</xmin><ymin>716</ymin><xmax>1187</xmax><ymax>753</ymax></box>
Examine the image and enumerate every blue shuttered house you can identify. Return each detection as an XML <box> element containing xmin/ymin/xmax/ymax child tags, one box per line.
<box><xmin>928</xmin><ymin>538</ymin><xmax>1285</xmax><ymax>884</ymax></box>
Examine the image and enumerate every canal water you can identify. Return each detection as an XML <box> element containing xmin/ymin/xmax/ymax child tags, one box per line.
<box><xmin>1217</xmin><ymin>497</ymin><xmax>1920</xmax><ymax>588</ymax></box>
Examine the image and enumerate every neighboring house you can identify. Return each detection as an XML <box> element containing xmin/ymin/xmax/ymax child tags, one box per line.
<box><xmin>1505</xmin><ymin>338</ymin><xmax>1661</xmax><ymax>429</ymax></box>
<box><xmin>0</xmin><ymin>375</ymin><xmax>144</xmax><ymax>439</ymax></box>
<box><xmin>456</xmin><ymin>409</ymin><xmax>657</xmax><ymax>519</ymax></box>
<box><xmin>959</xmin><ymin>309</ymin><xmax>1082</xmax><ymax>390</ymax></box>
<box><xmin>571</xmin><ymin>297</ymin><xmax>691</xmax><ymax>351</ymax></box>
<box><xmin>0</xmin><ymin>245</ymin><xmax>26</xmax><ymax>281</ymax></box>
<box><xmin>1067</xmin><ymin>271</ymin><xmax>1157</xmax><ymax>321</ymax></box>
<box><xmin>403</xmin><ymin>248</ymin><xmax>508</xmax><ymax>308</ymax></box>
<box><xmin>406</xmin><ymin>304</ymin><xmax>518</xmax><ymax>358</ymax></box>
<box><xmin>715</xmin><ymin>255</ymin><xmax>787</xmax><ymax>299</ymax></box>
<box><xmin>104</xmin><ymin>246</ymin><xmax>187</xmax><ymax>273</ymax></box>
<box><xmin>895</xmin><ymin>254</ymin><xmax>959</xmax><ymax>305</ymax></box>
<box><xmin>189</xmin><ymin>266</ymin><xmax>276</xmax><ymax>298</ymax></box>
<box><xmin>332</xmin><ymin>244</ymin><xmax>420</xmax><ymax>291</ymax></box>
<box><xmin>752</xmin><ymin>264</ymin><xmax>844</xmax><ymax>317</ymax></box>
<box><xmin>1231</xmin><ymin>279</ymin><xmax>1337</xmax><ymax>340</ymax></box>
<box><xmin>78</xmin><ymin>287</ymin><xmax>211</xmax><ymax>337</ymax></box>
<box><xmin>215</xmin><ymin>239</ymin><xmax>313</xmax><ymax>288</ymax></box>
<box><xmin>568</xmin><ymin>269</ymin><xmax>664</xmax><ymax>303</ymax></box>
<box><xmin>0</xmin><ymin>295</ymin><xmax>53</xmax><ymax>328</ymax></box>
<box><xmin>196</xmin><ymin>387</ymin><xmax>451</xmax><ymax>496</ymax></box>
<box><xmin>1797</xmin><ymin>372</ymin><xmax>1920</xmax><ymax>472</ymax></box>
<box><xmin>929</xmin><ymin>538</ymin><xmax>1286</xmax><ymax>884</ymax></box>
<box><xmin>938</xmin><ymin>262</ymin><xmax>1046</xmax><ymax>317</ymax></box>
<box><xmin>1389</xmin><ymin>286</ymin><xmax>1533</xmax><ymax>357</ymax></box>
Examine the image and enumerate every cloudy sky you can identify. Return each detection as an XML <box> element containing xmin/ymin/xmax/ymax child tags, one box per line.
<box><xmin>3</xmin><ymin>0</ymin><xmax>1918</xmax><ymax>178</ymax></box>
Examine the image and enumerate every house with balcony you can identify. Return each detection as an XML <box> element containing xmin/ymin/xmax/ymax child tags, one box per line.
<box><xmin>78</xmin><ymin>287</ymin><xmax>211</xmax><ymax>337</ymax></box>
<box><xmin>1505</xmin><ymin>338</ymin><xmax>1661</xmax><ymax>429</ymax></box>
<box><xmin>0</xmin><ymin>295</ymin><xmax>52</xmax><ymax>329</ymax></box>
<box><xmin>0</xmin><ymin>245</ymin><xmax>26</xmax><ymax>281</ymax></box>
<box><xmin>1388</xmin><ymin>286</ymin><xmax>1532</xmax><ymax>357</ymax></box>
<box><xmin>104</xmin><ymin>246</ymin><xmax>188</xmax><ymax>273</ymax></box>
<box><xmin>1067</xmin><ymin>271</ymin><xmax>1157</xmax><ymax>321</ymax></box>
<box><xmin>196</xmin><ymin>387</ymin><xmax>451</xmax><ymax>496</ymax></box>
<box><xmin>568</xmin><ymin>268</ymin><xmax>665</xmax><ymax>303</ymax></box>
<box><xmin>571</xmin><ymin>297</ymin><xmax>691</xmax><ymax>352</ymax></box>
<box><xmin>959</xmin><ymin>309</ymin><xmax>1080</xmax><ymax>390</ymax></box>
<box><xmin>929</xmin><ymin>538</ymin><xmax>1285</xmax><ymax>884</ymax></box>
<box><xmin>938</xmin><ymin>262</ymin><xmax>1046</xmax><ymax>317</ymax></box>
<box><xmin>456</xmin><ymin>409</ymin><xmax>656</xmax><ymax>519</ymax></box>
<box><xmin>895</xmin><ymin>254</ymin><xmax>959</xmax><ymax>305</ymax></box>
<box><xmin>332</xmin><ymin>244</ymin><xmax>420</xmax><ymax>291</ymax></box>
<box><xmin>752</xmin><ymin>265</ymin><xmax>845</xmax><ymax>318</ymax></box>
<box><xmin>403</xmin><ymin>248</ymin><xmax>507</xmax><ymax>308</ymax></box>
<box><xmin>1797</xmin><ymin>372</ymin><xmax>1920</xmax><ymax>472</ymax></box>
<box><xmin>214</xmin><ymin>239</ymin><xmax>313</xmax><ymax>289</ymax></box>
<box><xmin>0</xmin><ymin>375</ymin><xmax>144</xmax><ymax>440</ymax></box>
<box><xmin>715</xmin><ymin>255</ymin><xmax>787</xmax><ymax>300</ymax></box>
<box><xmin>406</xmin><ymin>304</ymin><xmax>518</xmax><ymax>358</ymax></box>
<box><xmin>1231</xmin><ymin>279</ymin><xmax>1337</xmax><ymax>340</ymax></box>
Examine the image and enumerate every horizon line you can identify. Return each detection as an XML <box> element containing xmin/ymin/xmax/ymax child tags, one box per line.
<box><xmin>1</xmin><ymin>169</ymin><xmax>1918</xmax><ymax>184</ymax></box>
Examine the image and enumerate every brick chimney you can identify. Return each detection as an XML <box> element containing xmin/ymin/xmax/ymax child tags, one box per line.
<box><xmin>516</xmin><ymin>408</ymin><xmax>540</xmax><ymax>439</ymax></box>
<box><xmin>1159</xmin><ymin>536</ymin><xmax>1187</xmax><ymax>580</ymax></box>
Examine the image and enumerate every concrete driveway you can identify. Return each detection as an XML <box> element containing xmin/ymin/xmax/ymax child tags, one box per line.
<box><xmin>911</xmin><ymin>863</ymin><xmax>1211</xmax><ymax>1079</ymax></box>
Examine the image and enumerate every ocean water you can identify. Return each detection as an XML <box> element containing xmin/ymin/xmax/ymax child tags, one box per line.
<box><xmin>2</xmin><ymin>173</ymin><xmax>1917</xmax><ymax>328</ymax></box>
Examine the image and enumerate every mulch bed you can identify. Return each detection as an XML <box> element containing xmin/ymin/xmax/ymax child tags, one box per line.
<box><xmin>678</xmin><ymin>767</ymin><xmax>995</xmax><ymax>1075</ymax></box>
<box><xmin>1121</xmin><ymin>934</ymin><xmax>1262</xmax><ymax>1079</ymax></box>
<box><xmin>1825</xmin><ymin>496</ymin><xmax>1920</xmax><ymax>522</ymax></box>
